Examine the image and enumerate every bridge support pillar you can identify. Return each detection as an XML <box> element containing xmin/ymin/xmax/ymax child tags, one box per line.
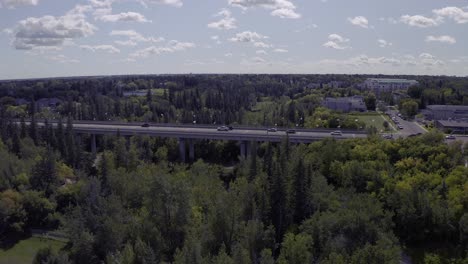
<box><xmin>91</xmin><ymin>134</ymin><xmax>97</xmax><ymax>156</ymax></box>
<box><xmin>189</xmin><ymin>140</ymin><xmax>195</xmax><ymax>162</ymax></box>
<box><xmin>240</xmin><ymin>141</ymin><xmax>247</xmax><ymax>159</ymax></box>
<box><xmin>179</xmin><ymin>138</ymin><xmax>186</xmax><ymax>163</ymax></box>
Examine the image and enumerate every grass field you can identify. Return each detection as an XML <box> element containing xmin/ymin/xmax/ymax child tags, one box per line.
<box><xmin>0</xmin><ymin>237</ymin><xmax>65</xmax><ymax>264</ymax></box>
<box><xmin>350</xmin><ymin>113</ymin><xmax>393</xmax><ymax>132</ymax></box>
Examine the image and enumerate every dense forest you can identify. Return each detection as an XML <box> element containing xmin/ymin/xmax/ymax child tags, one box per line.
<box><xmin>0</xmin><ymin>74</ymin><xmax>467</xmax><ymax>264</ymax></box>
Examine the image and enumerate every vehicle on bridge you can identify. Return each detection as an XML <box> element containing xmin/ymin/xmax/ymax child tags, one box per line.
<box><xmin>330</xmin><ymin>131</ymin><xmax>342</xmax><ymax>136</ymax></box>
<box><xmin>217</xmin><ymin>126</ymin><xmax>230</xmax><ymax>131</ymax></box>
<box><xmin>141</xmin><ymin>123</ymin><xmax>150</xmax><ymax>128</ymax></box>
<box><xmin>286</xmin><ymin>129</ymin><xmax>296</xmax><ymax>134</ymax></box>
<box><xmin>267</xmin><ymin>128</ymin><xmax>277</xmax><ymax>132</ymax></box>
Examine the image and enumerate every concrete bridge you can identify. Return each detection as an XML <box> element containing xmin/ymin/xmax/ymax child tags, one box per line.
<box><xmin>33</xmin><ymin>121</ymin><xmax>367</xmax><ymax>162</ymax></box>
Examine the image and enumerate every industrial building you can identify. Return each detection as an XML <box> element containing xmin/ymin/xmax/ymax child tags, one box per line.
<box><xmin>425</xmin><ymin>105</ymin><xmax>468</xmax><ymax>120</ymax></box>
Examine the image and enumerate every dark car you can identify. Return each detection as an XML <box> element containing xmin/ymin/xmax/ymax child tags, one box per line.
<box><xmin>267</xmin><ymin>128</ymin><xmax>278</xmax><ymax>132</ymax></box>
<box><xmin>286</xmin><ymin>129</ymin><xmax>296</xmax><ymax>134</ymax></box>
<box><xmin>141</xmin><ymin>123</ymin><xmax>150</xmax><ymax>127</ymax></box>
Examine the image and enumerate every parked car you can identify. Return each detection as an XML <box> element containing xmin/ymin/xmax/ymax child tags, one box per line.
<box><xmin>397</xmin><ymin>125</ymin><xmax>403</xmax><ymax>129</ymax></box>
<box><xmin>382</xmin><ymin>134</ymin><xmax>393</xmax><ymax>139</ymax></box>
<box><xmin>286</xmin><ymin>129</ymin><xmax>296</xmax><ymax>134</ymax></box>
<box><xmin>267</xmin><ymin>128</ymin><xmax>277</xmax><ymax>132</ymax></box>
<box><xmin>217</xmin><ymin>126</ymin><xmax>230</xmax><ymax>131</ymax></box>
<box><xmin>445</xmin><ymin>135</ymin><xmax>456</xmax><ymax>140</ymax></box>
<box><xmin>141</xmin><ymin>123</ymin><xmax>150</xmax><ymax>127</ymax></box>
<box><xmin>330</xmin><ymin>131</ymin><xmax>342</xmax><ymax>136</ymax></box>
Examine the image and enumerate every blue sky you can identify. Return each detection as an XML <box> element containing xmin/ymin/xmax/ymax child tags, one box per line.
<box><xmin>0</xmin><ymin>0</ymin><xmax>467</xmax><ymax>79</ymax></box>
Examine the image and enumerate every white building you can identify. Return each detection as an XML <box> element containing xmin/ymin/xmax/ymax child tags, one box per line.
<box><xmin>363</xmin><ymin>78</ymin><xmax>418</xmax><ymax>92</ymax></box>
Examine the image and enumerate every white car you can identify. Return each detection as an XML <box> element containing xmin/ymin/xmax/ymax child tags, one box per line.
<box><xmin>330</xmin><ymin>131</ymin><xmax>342</xmax><ymax>136</ymax></box>
<box><xmin>445</xmin><ymin>135</ymin><xmax>456</xmax><ymax>140</ymax></box>
<box><xmin>217</xmin><ymin>126</ymin><xmax>230</xmax><ymax>131</ymax></box>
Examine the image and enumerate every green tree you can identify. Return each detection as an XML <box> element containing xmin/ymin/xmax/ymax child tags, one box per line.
<box><xmin>277</xmin><ymin>232</ymin><xmax>313</xmax><ymax>264</ymax></box>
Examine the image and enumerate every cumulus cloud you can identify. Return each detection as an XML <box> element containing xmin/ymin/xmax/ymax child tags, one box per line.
<box><xmin>80</xmin><ymin>44</ymin><xmax>120</xmax><ymax>53</ymax></box>
<box><xmin>211</xmin><ymin>35</ymin><xmax>222</xmax><ymax>44</ymax></box>
<box><xmin>419</xmin><ymin>52</ymin><xmax>444</xmax><ymax>66</ymax></box>
<box><xmin>320</xmin><ymin>53</ymin><xmax>445</xmax><ymax>69</ymax></box>
<box><xmin>10</xmin><ymin>9</ymin><xmax>96</xmax><ymax>50</ymax></box>
<box><xmin>425</xmin><ymin>35</ymin><xmax>456</xmax><ymax>44</ymax></box>
<box><xmin>0</xmin><ymin>0</ymin><xmax>38</xmax><ymax>8</ymax></box>
<box><xmin>110</xmin><ymin>30</ymin><xmax>164</xmax><ymax>44</ymax></box>
<box><xmin>48</xmin><ymin>54</ymin><xmax>79</xmax><ymax>63</ymax></box>
<box><xmin>273</xmin><ymin>48</ymin><xmax>288</xmax><ymax>53</ymax></box>
<box><xmin>229</xmin><ymin>0</ymin><xmax>301</xmax><ymax>19</ymax></box>
<box><xmin>348</xmin><ymin>16</ymin><xmax>369</xmax><ymax>28</ymax></box>
<box><xmin>114</xmin><ymin>40</ymin><xmax>137</xmax><ymax>46</ymax></box>
<box><xmin>98</xmin><ymin>12</ymin><xmax>151</xmax><ymax>23</ymax></box>
<box><xmin>229</xmin><ymin>31</ymin><xmax>267</xmax><ymax>43</ymax></box>
<box><xmin>130</xmin><ymin>40</ymin><xmax>195</xmax><ymax>58</ymax></box>
<box><xmin>271</xmin><ymin>8</ymin><xmax>300</xmax><ymax>19</ymax></box>
<box><xmin>207</xmin><ymin>9</ymin><xmax>237</xmax><ymax>30</ymax></box>
<box><xmin>400</xmin><ymin>15</ymin><xmax>440</xmax><ymax>27</ymax></box>
<box><xmin>253</xmin><ymin>41</ymin><xmax>272</xmax><ymax>48</ymax></box>
<box><xmin>433</xmin><ymin>6</ymin><xmax>468</xmax><ymax>24</ymax></box>
<box><xmin>377</xmin><ymin>39</ymin><xmax>392</xmax><ymax>48</ymax></box>
<box><xmin>139</xmin><ymin>0</ymin><xmax>182</xmax><ymax>7</ymax></box>
<box><xmin>323</xmin><ymin>34</ymin><xmax>350</xmax><ymax>50</ymax></box>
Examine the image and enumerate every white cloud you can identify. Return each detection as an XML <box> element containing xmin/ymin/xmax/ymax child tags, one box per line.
<box><xmin>211</xmin><ymin>35</ymin><xmax>222</xmax><ymax>44</ymax></box>
<box><xmin>0</xmin><ymin>0</ymin><xmax>38</xmax><ymax>8</ymax></box>
<box><xmin>400</xmin><ymin>15</ymin><xmax>440</xmax><ymax>27</ymax></box>
<box><xmin>11</xmin><ymin>9</ymin><xmax>97</xmax><ymax>50</ymax></box>
<box><xmin>224</xmin><ymin>53</ymin><xmax>233</xmax><ymax>57</ymax></box>
<box><xmin>348</xmin><ymin>16</ymin><xmax>369</xmax><ymax>28</ymax></box>
<box><xmin>208</xmin><ymin>8</ymin><xmax>237</xmax><ymax>30</ymax></box>
<box><xmin>323</xmin><ymin>34</ymin><xmax>350</xmax><ymax>50</ymax></box>
<box><xmin>139</xmin><ymin>0</ymin><xmax>182</xmax><ymax>7</ymax></box>
<box><xmin>377</xmin><ymin>39</ymin><xmax>392</xmax><ymax>48</ymax></box>
<box><xmin>110</xmin><ymin>30</ymin><xmax>164</xmax><ymax>44</ymax></box>
<box><xmin>114</xmin><ymin>40</ymin><xmax>137</xmax><ymax>46</ymax></box>
<box><xmin>425</xmin><ymin>35</ymin><xmax>456</xmax><ymax>44</ymax></box>
<box><xmin>98</xmin><ymin>12</ymin><xmax>151</xmax><ymax>23</ymax></box>
<box><xmin>229</xmin><ymin>31</ymin><xmax>267</xmax><ymax>42</ymax></box>
<box><xmin>433</xmin><ymin>6</ymin><xmax>468</xmax><ymax>24</ymax></box>
<box><xmin>229</xmin><ymin>0</ymin><xmax>301</xmax><ymax>19</ymax></box>
<box><xmin>256</xmin><ymin>49</ymin><xmax>267</xmax><ymax>55</ymax></box>
<box><xmin>271</xmin><ymin>8</ymin><xmax>300</xmax><ymax>19</ymax></box>
<box><xmin>130</xmin><ymin>40</ymin><xmax>195</xmax><ymax>58</ymax></box>
<box><xmin>273</xmin><ymin>48</ymin><xmax>288</xmax><ymax>53</ymax></box>
<box><xmin>252</xmin><ymin>56</ymin><xmax>266</xmax><ymax>63</ymax></box>
<box><xmin>419</xmin><ymin>53</ymin><xmax>444</xmax><ymax>66</ymax></box>
<box><xmin>80</xmin><ymin>44</ymin><xmax>120</xmax><ymax>53</ymax></box>
<box><xmin>253</xmin><ymin>41</ymin><xmax>272</xmax><ymax>48</ymax></box>
<box><xmin>48</xmin><ymin>54</ymin><xmax>79</xmax><ymax>63</ymax></box>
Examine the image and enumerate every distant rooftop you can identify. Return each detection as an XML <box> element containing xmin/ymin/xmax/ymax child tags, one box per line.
<box><xmin>437</xmin><ymin>120</ymin><xmax>468</xmax><ymax>128</ymax></box>
<box><xmin>366</xmin><ymin>78</ymin><xmax>418</xmax><ymax>83</ymax></box>
<box><xmin>427</xmin><ymin>105</ymin><xmax>468</xmax><ymax>111</ymax></box>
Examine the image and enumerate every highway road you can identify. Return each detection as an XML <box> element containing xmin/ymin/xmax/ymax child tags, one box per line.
<box><xmin>35</xmin><ymin>122</ymin><xmax>368</xmax><ymax>143</ymax></box>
